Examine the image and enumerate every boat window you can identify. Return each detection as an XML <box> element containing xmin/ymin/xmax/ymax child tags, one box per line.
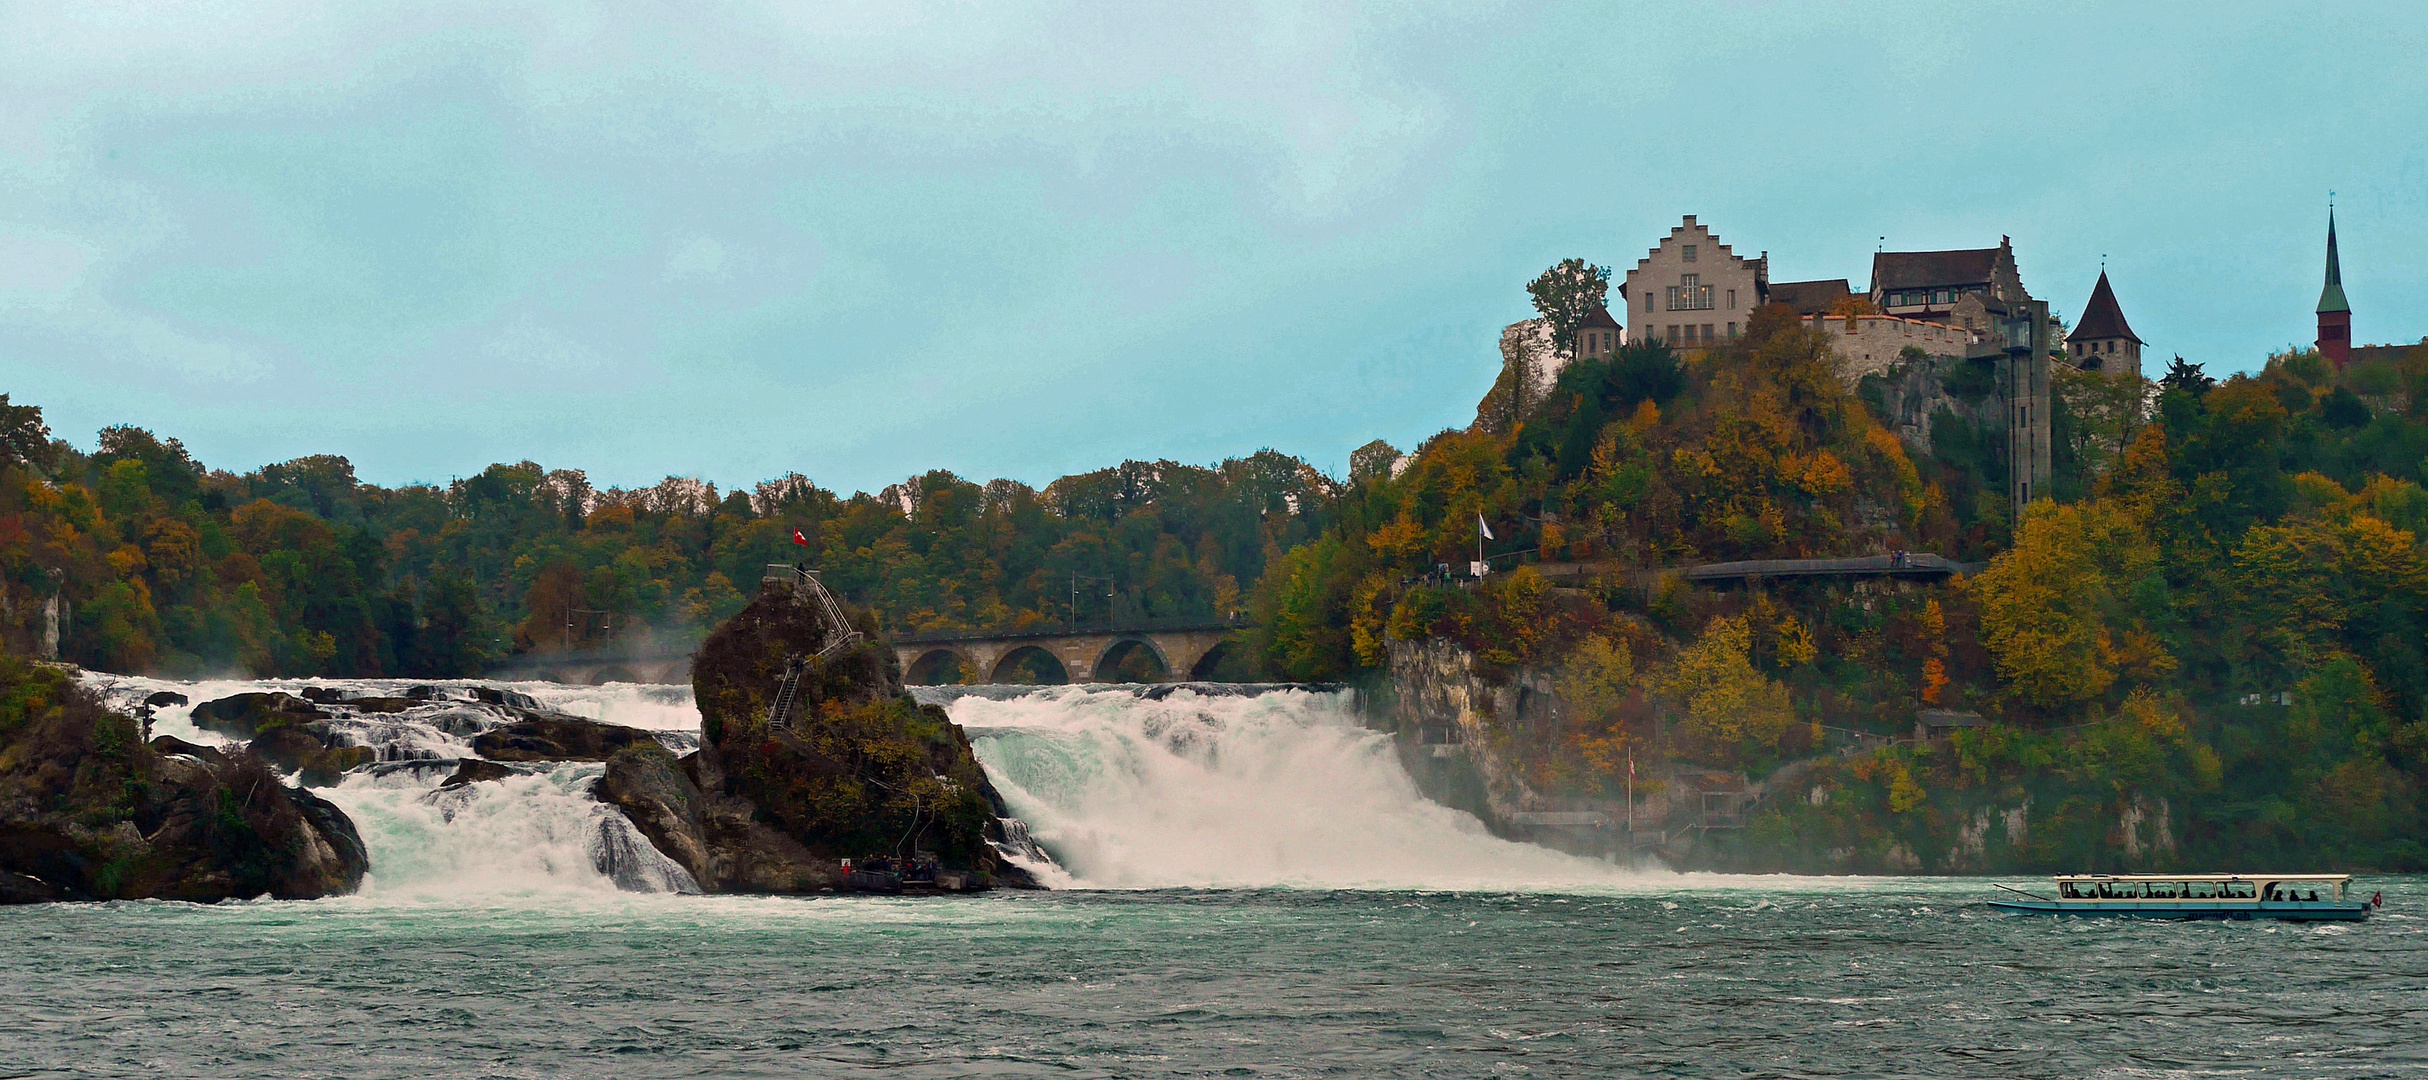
<box><xmin>2146</xmin><ymin>882</ymin><xmax>2176</xmax><ymax>900</ymax></box>
<box><xmin>2058</xmin><ymin>882</ymin><xmax>2080</xmax><ymax>898</ymax></box>
<box><xmin>2224</xmin><ymin>881</ymin><xmax>2255</xmax><ymax>899</ymax></box>
<box><xmin>2185</xmin><ymin>881</ymin><xmax>2217</xmax><ymax>899</ymax></box>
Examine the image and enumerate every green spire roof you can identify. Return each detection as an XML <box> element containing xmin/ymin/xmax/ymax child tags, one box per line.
<box><xmin>2318</xmin><ymin>208</ymin><xmax>2350</xmax><ymax>314</ymax></box>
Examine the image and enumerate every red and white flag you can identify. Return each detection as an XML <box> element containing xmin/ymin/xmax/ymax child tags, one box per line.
<box><xmin>791</xmin><ymin>527</ymin><xmax>809</xmax><ymax>546</ymax></box>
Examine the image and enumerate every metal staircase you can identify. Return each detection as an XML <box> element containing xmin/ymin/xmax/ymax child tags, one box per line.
<box><xmin>759</xmin><ymin>564</ymin><xmax>865</xmax><ymax>731</ymax></box>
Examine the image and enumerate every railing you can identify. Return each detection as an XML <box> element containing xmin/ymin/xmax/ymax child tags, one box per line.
<box><xmin>763</xmin><ymin>564</ymin><xmax>863</xmax><ymax>658</ymax></box>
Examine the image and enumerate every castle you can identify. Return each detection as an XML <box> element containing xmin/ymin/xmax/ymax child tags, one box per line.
<box><xmin>1503</xmin><ymin>215</ymin><xmax>2068</xmax><ymax>517</ymax></box>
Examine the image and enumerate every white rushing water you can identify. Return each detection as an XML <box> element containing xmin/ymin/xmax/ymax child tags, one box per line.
<box><xmin>86</xmin><ymin>675</ymin><xmax>702</xmax><ymax>900</ymax></box>
<box><xmin>83</xmin><ymin>674</ymin><xmax>1633</xmax><ymax>896</ymax></box>
<box><xmin>946</xmin><ymin>686</ymin><xmax>1628</xmax><ymax>891</ymax></box>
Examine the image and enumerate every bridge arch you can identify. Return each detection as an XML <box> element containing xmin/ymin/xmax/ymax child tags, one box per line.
<box><xmin>990</xmin><ymin>646</ymin><xmax>1069</xmax><ymax>685</ymax></box>
<box><xmin>587</xmin><ymin>664</ymin><xmax>641</xmax><ymax>686</ymax></box>
<box><xmin>1093</xmin><ymin>638</ymin><xmax>1171</xmax><ymax>683</ymax></box>
<box><xmin>905</xmin><ymin>647</ymin><xmax>980</xmax><ymax>686</ymax></box>
<box><xmin>1187</xmin><ymin>639</ymin><xmax>1239</xmax><ymax>681</ymax></box>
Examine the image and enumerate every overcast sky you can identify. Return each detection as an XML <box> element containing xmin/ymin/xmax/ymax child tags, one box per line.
<box><xmin>7</xmin><ymin>2</ymin><xmax>2425</xmax><ymax>495</ymax></box>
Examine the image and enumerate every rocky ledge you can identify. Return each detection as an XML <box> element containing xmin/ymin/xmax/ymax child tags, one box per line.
<box><xmin>0</xmin><ymin>658</ymin><xmax>367</xmax><ymax>904</ymax></box>
<box><xmin>594</xmin><ymin>581</ymin><xmax>1040</xmax><ymax>893</ymax></box>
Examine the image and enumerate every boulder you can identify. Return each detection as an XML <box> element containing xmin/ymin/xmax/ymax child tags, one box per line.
<box><xmin>595</xmin><ymin>741</ymin><xmax>837</xmax><ymax>893</ymax></box>
<box><xmin>189</xmin><ymin>692</ymin><xmax>326</xmax><ymax>739</ymax></box>
<box><xmin>471</xmin><ymin>715</ymin><xmax>654</xmax><ymax>762</ymax></box>
<box><xmin>439</xmin><ymin>759</ymin><xmax>521</xmax><ymax>788</ymax></box>
<box><xmin>1</xmin><ymin>661</ymin><xmax>368</xmax><ymax>904</ymax></box>
<box><xmin>144</xmin><ymin>691</ymin><xmax>190</xmax><ymax>709</ymax></box>
<box><xmin>243</xmin><ymin>725</ymin><xmax>375</xmax><ymax>787</ymax></box>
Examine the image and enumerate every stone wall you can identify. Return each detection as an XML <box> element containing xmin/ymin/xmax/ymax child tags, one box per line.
<box><xmin>1805</xmin><ymin>314</ymin><xmax>1975</xmax><ymax>381</ymax></box>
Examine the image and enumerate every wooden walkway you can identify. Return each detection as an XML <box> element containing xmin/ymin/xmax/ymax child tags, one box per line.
<box><xmin>1533</xmin><ymin>552</ymin><xmax>1980</xmax><ymax>587</ymax></box>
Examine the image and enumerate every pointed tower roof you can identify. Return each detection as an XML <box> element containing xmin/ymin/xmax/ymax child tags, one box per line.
<box><xmin>2318</xmin><ymin>208</ymin><xmax>2351</xmax><ymax>314</ymax></box>
<box><xmin>2069</xmin><ymin>271</ymin><xmax>2141</xmax><ymax>344</ymax></box>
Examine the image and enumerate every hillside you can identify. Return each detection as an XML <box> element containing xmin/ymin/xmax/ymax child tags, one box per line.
<box><xmin>1261</xmin><ymin>303</ymin><xmax>2428</xmax><ymax>871</ymax></box>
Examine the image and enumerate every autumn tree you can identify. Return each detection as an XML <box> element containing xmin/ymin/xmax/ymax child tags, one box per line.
<box><xmin>1526</xmin><ymin>258</ymin><xmax>1613</xmax><ymax>353</ymax></box>
<box><xmin>1655</xmin><ymin>615</ymin><xmax>1795</xmax><ymax>759</ymax></box>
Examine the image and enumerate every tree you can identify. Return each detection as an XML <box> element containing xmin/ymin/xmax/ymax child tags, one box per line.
<box><xmin>1526</xmin><ymin>258</ymin><xmax>1612</xmax><ymax>353</ymax></box>
<box><xmin>2159</xmin><ymin>356</ymin><xmax>2212</xmax><ymax>397</ymax></box>
<box><xmin>1971</xmin><ymin>499</ymin><xmax>2170</xmax><ymax>711</ymax></box>
<box><xmin>0</xmin><ymin>395</ymin><xmax>50</xmax><ymax>472</ymax></box>
<box><xmin>1655</xmin><ymin>616</ymin><xmax>1795</xmax><ymax>756</ymax></box>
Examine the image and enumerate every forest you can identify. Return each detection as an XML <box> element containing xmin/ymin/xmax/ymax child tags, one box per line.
<box><xmin>0</xmin><ymin>395</ymin><xmax>1330</xmax><ymax>680</ymax></box>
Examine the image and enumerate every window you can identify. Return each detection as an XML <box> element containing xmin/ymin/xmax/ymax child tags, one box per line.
<box><xmin>1702</xmin><ymin>324</ymin><xmax>1714</xmax><ymax>341</ymax></box>
<box><xmin>1727</xmin><ymin>322</ymin><xmax>1738</xmax><ymax>338</ymax></box>
<box><xmin>1667</xmin><ymin>324</ymin><xmax>1679</xmax><ymax>341</ymax></box>
<box><xmin>1682</xmin><ymin>244</ymin><xmax>1698</xmax><ymax>262</ymax></box>
<box><xmin>1646</xmin><ymin>293</ymin><xmax>1655</xmax><ymax>313</ymax></box>
<box><xmin>1666</xmin><ymin>274</ymin><xmax>1715</xmax><ymax>311</ymax></box>
<box><xmin>1727</xmin><ymin>289</ymin><xmax>1737</xmax><ymax>310</ymax></box>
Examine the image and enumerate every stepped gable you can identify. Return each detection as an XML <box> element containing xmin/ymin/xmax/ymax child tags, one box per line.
<box><xmin>2069</xmin><ymin>271</ymin><xmax>2140</xmax><ymax>343</ymax></box>
<box><xmin>1769</xmin><ymin>279</ymin><xmax>1852</xmax><ymax>316</ymax></box>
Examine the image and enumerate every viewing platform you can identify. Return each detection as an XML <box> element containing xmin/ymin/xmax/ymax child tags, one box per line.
<box><xmin>1533</xmin><ymin>552</ymin><xmax>1980</xmax><ymax>588</ymax></box>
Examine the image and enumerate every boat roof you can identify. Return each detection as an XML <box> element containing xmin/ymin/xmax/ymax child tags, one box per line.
<box><xmin>2053</xmin><ymin>873</ymin><xmax>2350</xmax><ymax>882</ymax></box>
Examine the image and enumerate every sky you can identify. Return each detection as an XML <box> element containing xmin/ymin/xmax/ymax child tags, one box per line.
<box><xmin>6</xmin><ymin>2</ymin><xmax>2426</xmax><ymax>496</ymax></box>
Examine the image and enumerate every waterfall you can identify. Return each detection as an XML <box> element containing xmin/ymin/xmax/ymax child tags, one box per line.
<box><xmin>86</xmin><ymin>675</ymin><xmax>701</xmax><ymax>899</ymax></box>
<box><xmin>941</xmin><ymin>685</ymin><xmax>1627</xmax><ymax>891</ymax></box>
<box><xmin>85</xmin><ymin>674</ymin><xmax>1630</xmax><ymax>896</ymax></box>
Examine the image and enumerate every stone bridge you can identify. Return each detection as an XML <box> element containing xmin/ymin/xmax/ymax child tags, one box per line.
<box><xmin>491</xmin><ymin>649</ymin><xmax>694</xmax><ymax>686</ymax></box>
<box><xmin>891</xmin><ymin>622</ymin><xmax>1247</xmax><ymax>685</ymax></box>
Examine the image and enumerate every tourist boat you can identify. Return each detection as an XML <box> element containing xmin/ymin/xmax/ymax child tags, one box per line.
<box><xmin>1988</xmin><ymin>874</ymin><xmax>2379</xmax><ymax>920</ymax></box>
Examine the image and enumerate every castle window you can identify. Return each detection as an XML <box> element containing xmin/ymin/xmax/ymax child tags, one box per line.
<box><xmin>1682</xmin><ymin>244</ymin><xmax>1698</xmax><ymax>262</ymax></box>
<box><xmin>1728</xmin><ymin>289</ymin><xmax>1736</xmax><ymax>309</ymax></box>
<box><xmin>1666</xmin><ymin>274</ymin><xmax>1715</xmax><ymax>312</ymax></box>
<box><xmin>1728</xmin><ymin>322</ymin><xmax>1738</xmax><ymax>338</ymax></box>
<box><xmin>1667</xmin><ymin>324</ymin><xmax>1679</xmax><ymax>341</ymax></box>
<box><xmin>1702</xmin><ymin>324</ymin><xmax>1714</xmax><ymax>341</ymax></box>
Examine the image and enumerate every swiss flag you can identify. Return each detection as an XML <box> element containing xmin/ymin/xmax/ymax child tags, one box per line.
<box><xmin>791</xmin><ymin>527</ymin><xmax>809</xmax><ymax>546</ymax></box>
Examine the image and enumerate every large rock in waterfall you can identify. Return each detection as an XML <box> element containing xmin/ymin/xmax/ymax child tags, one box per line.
<box><xmin>0</xmin><ymin>658</ymin><xmax>368</xmax><ymax>904</ymax></box>
<box><xmin>596</xmin><ymin>573</ymin><xmax>1037</xmax><ymax>892</ymax></box>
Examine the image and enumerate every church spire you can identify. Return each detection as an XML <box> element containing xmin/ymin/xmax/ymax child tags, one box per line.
<box><xmin>2315</xmin><ymin>202</ymin><xmax>2353</xmax><ymax>366</ymax></box>
<box><xmin>2317</xmin><ymin>206</ymin><xmax>2350</xmax><ymax>315</ymax></box>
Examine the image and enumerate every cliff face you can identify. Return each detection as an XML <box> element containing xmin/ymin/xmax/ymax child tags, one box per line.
<box><xmin>0</xmin><ymin>659</ymin><xmax>366</xmax><ymax>904</ymax></box>
<box><xmin>1382</xmin><ymin>638</ymin><xmax>2190</xmax><ymax>874</ymax></box>
<box><xmin>599</xmin><ymin>582</ymin><xmax>1031</xmax><ymax>892</ymax></box>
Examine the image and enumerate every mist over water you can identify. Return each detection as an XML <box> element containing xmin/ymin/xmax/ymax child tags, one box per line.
<box><xmin>943</xmin><ymin>685</ymin><xmax>1628</xmax><ymax>891</ymax></box>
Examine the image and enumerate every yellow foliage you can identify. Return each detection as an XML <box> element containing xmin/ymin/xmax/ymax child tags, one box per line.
<box><xmin>1788</xmin><ymin>451</ymin><xmax>1851</xmax><ymax>496</ymax></box>
<box><xmin>1626</xmin><ymin>398</ymin><xmax>1661</xmax><ymax>433</ymax></box>
<box><xmin>106</xmin><ymin>543</ymin><xmax>148</xmax><ymax>579</ymax></box>
<box><xmin>1366</xmin><ymin>513</ymin><xmax>1429</xmax><ymax>561</ymax></box>
<box><xmin>1655</xmin><ymin>615</ymin><xmax>1795</xmax><ymax>749</ymax></box>
<box><xmin>1887</xmin><ymin>760</ymin><xmax>1926</xmax><ymax>814</ymax></box>
<box><xmin>1540</xmin><ymin>521</ymin><xmax>1566</xmax><ymax>559</ymax></box>
<box><xmin>1972</xmin><ymin>499</ymin><xmax>2165</xmax><ymax>709</ymax></box>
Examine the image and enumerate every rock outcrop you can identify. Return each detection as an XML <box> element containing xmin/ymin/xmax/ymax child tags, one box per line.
<box><xmin>471</xmin><ymin>716</ymin><xmax>653</xmax><ymax>762</ymax></box>
<box><xmin>0</xmin><ymin>659</ymin><xmax>368</xmax><ymax>904</ymax></box>
<box><xmin>596</xmin><ymin>581</ymin><xmax>1038</xmax><ymax>892</ymax></box>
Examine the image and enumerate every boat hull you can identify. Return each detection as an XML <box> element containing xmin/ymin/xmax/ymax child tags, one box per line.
<box><xmin>1987</xmin><ymin>899</ymin><xmax>2372</xmax><ymax>921</ymax></box>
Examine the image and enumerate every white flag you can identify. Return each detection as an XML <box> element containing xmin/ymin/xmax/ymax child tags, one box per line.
<box><xmin>1478</xmin><ymin>513</ymin><xmax>1494</xmax><ymax>541</ymax></box>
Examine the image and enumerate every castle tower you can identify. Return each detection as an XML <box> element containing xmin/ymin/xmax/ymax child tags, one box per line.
<box><xmin>2317</xmin><ymin>207</ymin><xmax>2352</xmax><ymax>367</ymax></box>
<box><xmin>2066</xmin><ymin>270</ymin><xmax>2143</xmax><ymax>380</ymax></box>
<box><xmin>1575</xmin><ymin>303</ymin><xmax>1620</xmax><ymax>362</ymax></box>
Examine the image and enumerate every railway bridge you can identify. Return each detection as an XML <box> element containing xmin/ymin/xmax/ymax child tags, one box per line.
<box><xmin>890</xmin><ymin>621</ymin><xmax>1247</xmax><ymax>685</ymax></box>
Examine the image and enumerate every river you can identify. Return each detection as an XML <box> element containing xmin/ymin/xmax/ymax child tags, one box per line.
<box><xmin>4</xmin><ymin>677</ymin><xmax>2419</xmax><ymax>1077</ymax></box>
